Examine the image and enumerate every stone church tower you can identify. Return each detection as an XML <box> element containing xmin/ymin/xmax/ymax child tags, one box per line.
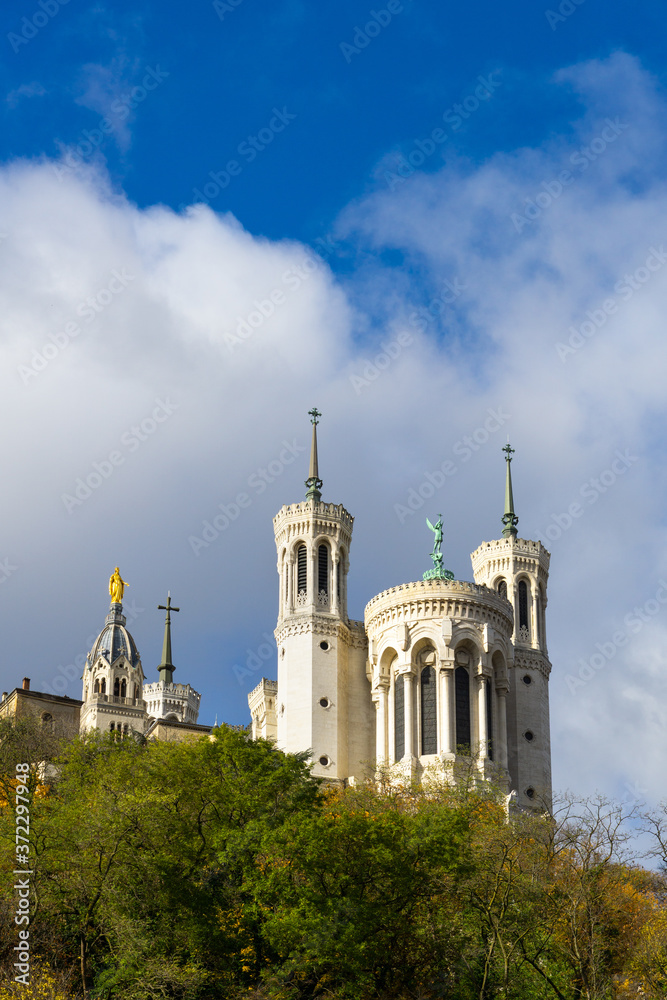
<box><xmin>81</xmin><ymin>576</ymin><xmax>202</xmax><ymax>735</ymax></box>
<box><xmin>471</xmin><ymin>444</ymin><xmax>552</xmax><ymax>808</ymax></box>
<box><xmin>80</xmin><ymin>598</ymin><xmax>147</xmax><ymax>735</ymax></box>
<box><xmin>248</xmin><ymin>409</ymin><xmax>373</xmax><ymax>780</ymax></box>
<box><xmin>143</xmin><ymin>595</ymin><xmax>201</xmax><ymax>725</ymax></box>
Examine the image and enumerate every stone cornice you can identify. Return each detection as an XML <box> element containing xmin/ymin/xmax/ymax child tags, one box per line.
<box><xmin>275</xmin><ymin>615</ymin><xmax>368</xmax><ymax>649</ymax></box>
<box><xmin>512</xmin><ymin>646</ymin><xmax>552</xmax><ymax>679</ymax></box>
<box><xmin>364</xmin><ymin>579</ymin><xmax>514</xmax><ymax>635</ymax></box>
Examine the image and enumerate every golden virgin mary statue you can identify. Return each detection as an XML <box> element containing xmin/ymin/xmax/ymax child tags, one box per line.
<box><xmin>109</xmin><ymin>567</ymin><xmax>129</xmax><ymax>604</ymax></box>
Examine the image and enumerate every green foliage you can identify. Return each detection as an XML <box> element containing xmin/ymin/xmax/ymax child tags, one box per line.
<box><xmin>1</xmin><ymin>723</ymin><xmax>665</xmax><ymax>1000</ymax></box>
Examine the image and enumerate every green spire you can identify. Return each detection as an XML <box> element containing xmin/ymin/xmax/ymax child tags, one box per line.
<box><xmin>305</xmin><ymin>407</ymin><xmax>323</xmax><ymax>501</ymax></box>
<box><xmin>502</xmin><ymin>442</ymin><xmax>519</xmax><ymax>538</ymax></box>
<box><xmin>157</xmin><ymin>593</ymin><xmax>180</xmax><ymax>684</ymax></box>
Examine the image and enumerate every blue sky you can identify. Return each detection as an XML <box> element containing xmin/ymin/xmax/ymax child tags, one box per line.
<box><xmin>2</xmin><ymin>0</ymin><xmax>667</xmax><ymax>810</ymax></box>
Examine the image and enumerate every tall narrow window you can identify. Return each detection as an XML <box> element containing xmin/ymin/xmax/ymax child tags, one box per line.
<box><xmin>94</xmin><ymin>679</ymin><xmax>99</xmax><ymax>694</ymax></box>
<box><xmin>120</xmin><ymin>679</ymin><xmax>127</xmax><ymax>698</ymax></box>
<box><xmin>518</xmin><ymin>581</ymin><xmax>529</xmax><ymax>631</ymax></box>
<box><xmin>318</xmin><ymin>544</ymin><xmax>329</xmax><ymax>596</ymax></box>
<box><xmin>420</xmin><ymin>665</ymin><xmax>437</xmax><ymax>755</ymax></box>
<box><xmin>297</xmin><ymin>544</ymin><xmax>307</xmax><ymax>594</ymax></box>
<box><xmin>114</xmin><ymin>678</ymin><xmax>120</xmax><ymax>697</ymax></box>
<box><xmin>497</xmin><ymin>579</ymin><xmax>507</xmax><ymax>599</ymax></box>
<box><xmin>110</xmin><ymin>722</ymin><xmax>115</xmax><ymax>732</ymax></box>
<box><xmin>100</xmin><ymin>679</ymin><xmax>106</xmax><ymax>695</ymax></box>
<box><xmin>394</xmin><ymin>675</ymin><xmax>405</xmax><ymax>761</ymax></box>
<box><xmin>486</xmin><ymin>680</ymin><xmax>494</xmax><ymax>761</ymax></box>
<box><xmin>455</xmin><ymin>666</ymin><xmax>471</xmax><ymax>752</ymax></box>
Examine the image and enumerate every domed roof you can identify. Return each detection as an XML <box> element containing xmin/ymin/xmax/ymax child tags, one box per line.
<box><xmin>87</xmin><ymin>605</ymin><xmax>141</xmax><ymax>668</ymax></box>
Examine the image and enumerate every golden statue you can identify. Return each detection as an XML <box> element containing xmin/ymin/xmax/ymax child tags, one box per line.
<box><xmin>109</xmin><ymin>567</ymin><xmax>129</xmax><ymax>604</ymax></box>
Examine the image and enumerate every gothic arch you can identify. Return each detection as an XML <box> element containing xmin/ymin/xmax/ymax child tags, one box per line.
<box><xmin>377</xmin><ymin>645</ymin><xmax>398</xmax><ymax>684</ymax></box>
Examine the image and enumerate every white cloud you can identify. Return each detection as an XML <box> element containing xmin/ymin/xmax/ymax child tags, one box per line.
<box><xmin>1</xmin><ymin>51</ymin><xmax>666</xmax><ymax>813</ymax></box>
<box><xmin>5</xmin><ymin>82</ymin><xmax>47</xmax><ymax>110</ymax></box>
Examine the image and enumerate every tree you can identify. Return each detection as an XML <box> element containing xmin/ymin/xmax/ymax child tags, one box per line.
<box><xmin>27</xmin><ymin>726</ymin><xmax>320</xmax><ymax>999</ymax></box>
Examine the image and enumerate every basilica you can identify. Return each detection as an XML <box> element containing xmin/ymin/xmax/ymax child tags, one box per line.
<box><xmin>0</xmin><ymin>413</ymin><xmax>553</xmax><ymax>809</ymax></box>
<box><xmin>248</xmin><ymin>411</ymin><xmax>553</xmax><ymax>810</ymax></box>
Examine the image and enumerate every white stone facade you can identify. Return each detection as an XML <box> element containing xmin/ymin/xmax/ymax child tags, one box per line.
<box><xmin>143</xmin><ymin>681</ymin><xmax>201</xmax><ymax>724</ymax></box>
<box><xmin>261</xmin><ymin>498</ymin><xmax>375</xmax><ymax>781</ymax></box>
<box><xmin>365</xmin><ymin>578</ymin><xmax>514</xmax><ymax>784</ymax></box>
<box><xmin>248</xmin><ymin>490</ymin><xmax>553</xmax><ymax>810</ymax></box>
<box><xmin>248</xmin><ymin>678</ymin><xmax>278</xmax><ymax>742</ymax></box>
<box><xmin>80</xmin><ymin>604</ymin><xmax>147</xmax><ymax>736</ymax></box>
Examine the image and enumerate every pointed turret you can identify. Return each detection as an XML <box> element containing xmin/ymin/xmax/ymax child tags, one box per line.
<box><xmin>157</xmin><ymin>593</ymin><xmax>180</xmax><ymax>685</ymax></box>
<box><xmin>144</xmin><ymin>593</ymin><xmax>201</xmax><ymax>725</ymax></box>
<box><xmin>305</xmin><ymin>407</ymin><xmax>323</xmax><ymax>501</ymax></box>
<box><xmin>501</xmin><ymin>442</ymin><xmax>519</xmax><ymax>538</ymax></box>
<box><xmin>471</xmin><ymin>446</ymin><xmax>552</xmax><ymax>812</ymax></box>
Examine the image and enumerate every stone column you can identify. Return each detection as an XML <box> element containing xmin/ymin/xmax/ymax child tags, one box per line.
<box><xmin>477</xmin><ymin>676</ymin><xmax>488</xmax><ymax>758</ymax></box>
<box><xmin>308</xmin><ymin>545</ymin><xmax>316</xmax><ymax>606</ymax></box>
<box><xmin>403</xmin><ymin>673</ymin><xmax>414</xmax><ymax>759</ymax></box>
<box><xmin>439</xmin><ymin>668</ymin><xmax>454</xmax><ymax>754</ymax></box>
<box><xmin>531</xmin><ymin>585</ymin><xmax>539</xmax><ymax>648</ymax></box>
<box><xmin>375</xmin><ymin>685</ymin><xmax>388</xmax><ymax>765</ymax></box>
<box><xmin>284</xmin><ymin>556</ymin><xmax>291</xmax><ymax>615</ymax></box>
<box><xmin>332</xmin><ymin>555</ymin><xmax>339</xmax><ymax>614</ymax></box>
<box><xmin>497</xmin><ymin>684</ymin><xmax>509</xmax><ymax>769</ymax></box>
<box><xmin>388</xmin><ymin>674</ymin><xmax>395</xmax><ymax>762</ymax></box>
<box><xmin>340</xmin><ymin>555</ymin><xmax>347</xmax><ymax>618</ymax></box>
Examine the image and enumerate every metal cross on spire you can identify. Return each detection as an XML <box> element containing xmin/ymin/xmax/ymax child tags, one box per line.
<box><xmin>501</xmin><ymin>442</ymin><xmax>519</xmax><ymax>538</ymax></box>
<box><xmin>157</xmin><ymin>592</ymin><xmax>180</xmax><ymax>684</ymax></box>
<box><xmin>305</xmin><ymin>407</ymin><xmax>323</xmax><ymax>501</ymax></box>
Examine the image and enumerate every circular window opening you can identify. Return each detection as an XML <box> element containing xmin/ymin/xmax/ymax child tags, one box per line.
<box><xmin>320</xmin><ymin>641</ymin><xmax>329</xmax><ymax>651</ymax></box>
<box><xmin>522</xmin><ymin>674</ymin><xmax>532</xmax><ymax>685</ymax></box>
<box><xmin>525</xmin><ymin>787</ymin><xmax>535</xmax><ymax>800</ymax></box>
<box><xmin>319</xmin><ymin>755</ymin><xmax>330</xmax><ymax>767</ymax></box>
<box><xmin>319</xmin><ymin>697</ymin><xmax>329</xmax><ymax>708</ymax></box>
<box><xmin>524</xmin><ymin>730</ymin><xmax>534</xmax><ymax>742</ymax></box>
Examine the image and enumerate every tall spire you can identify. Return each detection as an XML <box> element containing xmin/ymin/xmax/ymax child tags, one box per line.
<box><xmin>501</xmin><ymin>442</ymin><xmax>519</xmax><ymax>538</ymax></box>
<box><xmin>305</xmin><ymin>407</ymin><xmax>323</xmax><ymax>501</ymax></box>
<box><xmin>157</xmin><ymin>593</ymin><xmax>180</xmax><ymax>684</ymax></box>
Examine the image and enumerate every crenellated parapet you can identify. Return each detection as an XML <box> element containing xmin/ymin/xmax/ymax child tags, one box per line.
<box><xmin>471</xmin><ymin>537</ymin><xmax>550</xmax><ymax>589</ymax></box>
